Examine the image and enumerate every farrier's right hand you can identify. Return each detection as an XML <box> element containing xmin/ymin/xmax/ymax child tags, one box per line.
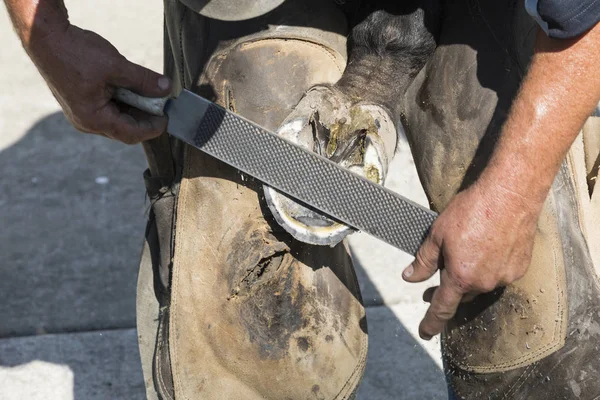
<box><xmin>28</xmin><ymin>24</ymin><xmax>171</xmax><ymax>144</ymax></box>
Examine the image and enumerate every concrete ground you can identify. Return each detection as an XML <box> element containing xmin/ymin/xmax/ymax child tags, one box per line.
<box><xmin>0</xmin><ymin>1</ymin><xmax>446</xmax><ymax>399</ymax></box>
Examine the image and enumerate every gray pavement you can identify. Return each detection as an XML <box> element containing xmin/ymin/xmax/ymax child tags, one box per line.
<box><xmin>0</xmin><ymin>329</ymin><xmax>145</xmax><ymax>400</ymax></box>
<box><xmin>0</xmin><ymin>1</ymin><xmax>446</xmax><ymax>399</ymax></box>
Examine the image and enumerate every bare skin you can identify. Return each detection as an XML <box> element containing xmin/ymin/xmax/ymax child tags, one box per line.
<box><xmin>4</xmin><ymin>0</ymin><xmax>171</xmax><ymax>144</ymax></box>
<box><xmin>404</xmin><ymin>23</ymin><xmax>600</xmax><ymax>340</ymax></box>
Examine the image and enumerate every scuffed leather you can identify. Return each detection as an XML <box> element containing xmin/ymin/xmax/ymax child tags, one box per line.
<box><xmin>140</xmin><ymin>1</ymin><xmax>369</xmax><ymax>399</ymax></box>
<box><xmin>443</xmin><ymin>197</ymin><xmax>568</xmax><ymax>374</ymax></box>
<box><xmin>404</xmin><ymin>0</ymin><xmax>600</xmax><ymax>398</ymax></box>
<box><xmin>170</xmin><ymin>150</ymin><xmax>367</xmax><ymax>399</ymax></box>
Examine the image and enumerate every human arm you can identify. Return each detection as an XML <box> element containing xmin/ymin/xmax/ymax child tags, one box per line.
<box><xmin>403</xmin><ymin>22</ymin><xmax>600</xmax><ymax>340</ymax></box>
<box><xmin>3</xmin><ymin>0</ymin><xmax>171</xmax><ymax>144</ymax></box>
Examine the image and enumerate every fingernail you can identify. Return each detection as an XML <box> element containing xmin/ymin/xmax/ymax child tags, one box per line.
<box><xmin>158</xmin><ymin>76</ymin><xmax>171</xmax><ymax>91</ymax></box>
<box><xmin>403</xmin><ymin>265</ymin><xmax>414</xmax><ymax>279</ymax></box>
<box><xmin>422</xmin><ymin>334</ymin><xmax>432</xmax><ymax>341</ymax></box>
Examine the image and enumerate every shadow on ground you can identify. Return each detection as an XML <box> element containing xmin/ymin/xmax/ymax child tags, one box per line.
<box><xmin>0</xmin><ymin>112</ymin><xmax>146</xmax><ymax>338</ymax></box>
<box><xmin>352</xmin><ymin>254</ymin><xmax>447</xmax><ymax>400</ymax></box>
<box><xmin>0</xmin><ymin>112</ymin><xmax>446</xmax><ymax>399</ymax></box>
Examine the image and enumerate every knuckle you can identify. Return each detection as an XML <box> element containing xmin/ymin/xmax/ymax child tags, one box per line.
<box><xmin>72</xmin><ymin>110</ymin><xmax>95</xmax><ymax>132</ymax></box>
<box><xmin>112</xmin><ymin>54</ymin><xmax>127</xmax><ymax>70</ymax></box>
<box><xmin>414</xmin><ymin>250</ymin><xmax>436</xmax><ymax>272</ymax></box>
<box><xmin>117</xmin><ymin>132</ymin><xmax>139</xmax><ymax>145</ymax></box>
<box><xmin>108</xmin><ymin>120</ymin><xmax>124</xmax><ymax>140</ymax></box>
<box><xmin>110</xmin><ymin>54</ymin><xmax>127</xmax><ymax>75</ymax></box>
<box><xmin>452</xmin><ymin>267</ymin><xmax>497</xmax><ymax>293</ymax></box>
<box><xmin>478</xmin><ymin>279</ymin><xmax>497</xmax><ymax>293</ymax></box>
<box><xmin>429</xmin><ymin>307</ymin><xmax>454</xmax><ymax>323</ymax></box>
<box><xmin>113</xmin><ymin>125</ymin><xmax>141</xmax><ymax>145</ymax></box>
<box><xmin>86</xmin><ymin>115</ymin><xmax>103</xmax><ymax>133</ymax></box>
<box><xmin>514</xmin><ymin>269</ymin><xmax>527</xmax><ymax>281</ymax></box>
<box><xmin>506</xmin><ymin>268</ymin><xmax>527</xmax><ymax>285</ymax></box>
<box><xmin>148</xmin><ymin>127</ymin><xmax>162</xmax><ymax>139</ymax></box>
<box><xmin>450</xmin><ymin>269</ymin><xmax>475</xmax><ymax>292</ymax></box>
<box><xmin>120</xmin><ymin>137</ymin><xmax>137</xmax><ymax>145</ymax></box>
<box><xmin>89</xmin><ymin>112</ymin><xmax>111</xmax><ymax>133</ymax></box>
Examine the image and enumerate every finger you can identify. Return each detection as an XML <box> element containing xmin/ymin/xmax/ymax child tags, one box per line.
<box><xmin>97</xmin><ymin>102</ymin><xmax>167</xmax><ymax>144</ymax></box>
<box><xmin>423</xmin><ymin>286</ymin><xmax>476</xmax><ymax>304</ymax></box>
<box><xmin>419</xmin><ymin>269</ymin><xmax>463</xmax><ymax>340</ymax></box>
<box><xmin>110</xmin><ymin>57</ymin><xmax>171</xmax><ymax>98</ymax></box>
<box><xmin>403</xmin><ymin>233</ymin><xmax>441</xmax><ymax>283</ymax></box>
<box><xmin>422</xmin><ymin>286</ymin><xmax>438</xmax><ymax>303</ymax></box>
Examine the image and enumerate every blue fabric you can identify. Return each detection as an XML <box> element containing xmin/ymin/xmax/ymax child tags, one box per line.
<box><xmin>526</xmin><ymin>0</ymin><xmax>600</xmax><ymax>38</ymax></box>
<box><xmin>525</xmin><ymin>0</ymin><xmax>549</xmax><ymax>34</ymax></box>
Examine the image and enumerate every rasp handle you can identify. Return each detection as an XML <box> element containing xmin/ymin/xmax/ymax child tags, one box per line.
<box><xmin>113</xmin><ymin>88</ymin><xmax>170</xmax><ymax>117</ymax></box>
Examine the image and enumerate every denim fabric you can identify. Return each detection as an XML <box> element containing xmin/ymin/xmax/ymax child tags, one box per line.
<box><xmin>525</xmin><ymin>0</ymin><xmax>600</xmax><ymax>38</ymax></box>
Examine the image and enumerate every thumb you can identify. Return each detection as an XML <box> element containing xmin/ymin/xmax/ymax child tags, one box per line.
<box><xmin>403</xmin><ymin>233</ymin><xmax>441</xmax><ymax>282</ymax></box>
<box><xmin>111</xmin><ymin>57</ymin><xmax>171</xmax><ymax>98</ymax></box>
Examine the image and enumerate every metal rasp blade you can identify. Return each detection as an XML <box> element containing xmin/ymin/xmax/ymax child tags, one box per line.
<box><xmin>166</xmin><ymin>89</ymin><xmax>437</xmax><ymax>256</ymax></box>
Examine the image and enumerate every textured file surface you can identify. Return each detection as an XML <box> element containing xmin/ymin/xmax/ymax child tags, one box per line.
<box><xmin>179</xmin><ymin>99</ymin><xmax>437</xmax><ymax>256</ymax></box>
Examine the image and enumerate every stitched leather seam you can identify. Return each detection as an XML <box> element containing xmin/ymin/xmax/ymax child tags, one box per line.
<box><xmin>334</xmin><ymin>247</ymin><xmax>368</xmax><ymax>399</ymax></box>
<box><xmin>502</xmin><ymin>363</ymin><xmax>537</xmax><ymax>400</ymax></box>
<box><xmin>562</xmin><ymin>162</ymin><xmax>600</xmax><ymax>293</ymax></box>
<box><xmin>170</xmin><ymin>145</ymin><xmax>191</xmax><ymax>399</ymax></box>
<box><xmin>155</xmin><ymin>309</ymin><xmax>174</xmax><ymax>400</ymax></box>
<box><xmin>567</xmin><ymin>147</ymin><xmax>600</xmax><ymax>284</ymax></box>
<box><xmin>334</xmin><ymin>329</ymin><xmax>368</xmax><ymax>400</ymax></box>
<box><xmin>566</xmin><ymin>148</ymin><xmax>591</xmax><ymax>245</ymax></box>
<box><xmin>501</xmin><ymin>363</ymin><xmax>531</xmax><ymax>399</ymax></box>
<box><xmin>177</xmin><ymin>7</ymin><xmax>187</xmax><ymax>89</ymax></box>
<box><xmin>452</xmin><ymin>203</ymin><xmax>567</xmax><ymax>373</ymax></box>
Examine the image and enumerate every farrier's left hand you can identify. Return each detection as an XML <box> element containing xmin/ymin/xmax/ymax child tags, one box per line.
<box><xmin>402</xmin><ymin>178</ymin><xmax>544</xmax><ymax>340</ymax></box>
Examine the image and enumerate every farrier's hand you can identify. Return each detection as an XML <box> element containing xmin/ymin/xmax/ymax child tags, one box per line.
<box><xmin>399</xmin><ymin>22</ymin><xmax>600</xmax><ymax>341</ymax></box>
<box><xmin>402</xmin><ymin>179</ymin><xmax>543</xmax><ymax>340</ymax></box>
<box><xmin>27</xmin><ymin>24</ymin><xmax>171</xmax><ymax>144</ymax></box>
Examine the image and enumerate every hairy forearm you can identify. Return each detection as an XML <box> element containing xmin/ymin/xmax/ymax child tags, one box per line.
<box><xmin>4</xmin><ymin>0</ymin><xmax>69</xmax><ymax>48</ymax></box>
<box><xmin>480</xmin><ymin>23</ymin><xmax>600</xmax><ymax>204</ymax></box>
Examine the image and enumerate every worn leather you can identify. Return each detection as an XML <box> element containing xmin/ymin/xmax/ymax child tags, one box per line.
<box><xmin>138</xmin><ymin>176</ymin><xmax>177</xmax><ymax>400</ymax></box>
<box><xmin>137</xmin><ymin>1</ymin><xmax>368</xmax><ymax>399</ymax></box>
<box><xmin>442</xmin><ymin>197</ymin><xmax>568</xmax><ymax>374</ymax></box>
<box><xmin>572</xmin><ymin>121</ymin><xmax>600</xmax><ymax>292</ymax></box>
<box><xmin>404</xmin><ymin>0</ymin><xmax>600</xmax><ymax>398</ymax></box>
<box><xmin>585</xmin><ymin>120</ymin><xmax>600</xmax><ymax>275</ymax></box>
<box><xmin>170</xmin><ymin>150</ymin><xmax>367</xmax><ymax>399</ymax></box>
<box><xmin>440</xmin><ymin>164</ymin><xmax>600</xmax><ymax>400</ymax></box>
